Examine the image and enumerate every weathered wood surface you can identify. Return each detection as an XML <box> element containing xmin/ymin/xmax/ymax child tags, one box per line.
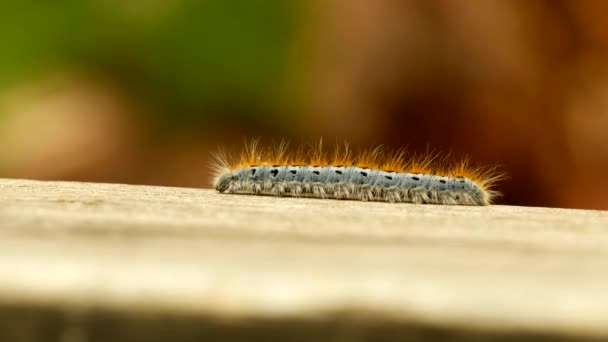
<box><xmin>1</xmin><ymin>178</ymin><xmax>608</xmax><ymax>341</ymax></box>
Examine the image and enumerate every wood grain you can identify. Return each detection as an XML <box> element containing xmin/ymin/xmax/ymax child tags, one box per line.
<box><xmin>1</xmin><ymin>178</ymin><xmax>607</xmax><ymax>341</ymax></box>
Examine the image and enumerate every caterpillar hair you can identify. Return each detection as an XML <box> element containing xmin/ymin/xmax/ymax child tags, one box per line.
<box><xmin>211</xmin><ymin>139</ymin><xmax>504</xmax><ymax>206</ymax></box>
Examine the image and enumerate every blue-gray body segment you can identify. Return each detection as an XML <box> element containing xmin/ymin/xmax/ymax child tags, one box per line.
<box><xmin>229</xmin><ymin>165</ymin><xmax>477</xmax><ymax>192</ymax></box>
<box><xmin>216</xmin><ymin>164</ymin><xmax>488</xmax><ymax>205</ymax></box>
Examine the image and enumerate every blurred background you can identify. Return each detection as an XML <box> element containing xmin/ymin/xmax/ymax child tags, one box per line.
<box><xmin>0</xmin><ymin>0</ymin><xmax>607</xmax><ymax>209</ymax></box>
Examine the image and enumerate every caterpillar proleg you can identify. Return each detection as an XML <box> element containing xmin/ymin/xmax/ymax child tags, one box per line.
<box><xmin>211</xmin><ymin>140</ymin><xmax>503</xmax><ymax>205</ymax></box>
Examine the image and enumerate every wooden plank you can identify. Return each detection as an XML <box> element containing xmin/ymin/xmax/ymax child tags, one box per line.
<box><xmin>1</xmin><ymin>178</ymin><xmax>607</xmax><ymax>341</ymax></box>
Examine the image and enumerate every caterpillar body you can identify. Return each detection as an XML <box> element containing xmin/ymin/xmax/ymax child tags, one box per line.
<box><xmin>211</xmin><ymin>141</ymin><xmax>503</xmax><ymax>206</ymax></box>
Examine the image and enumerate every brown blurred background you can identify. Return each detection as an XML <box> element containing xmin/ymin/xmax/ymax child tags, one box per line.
<box><xmin>0</xmin><ymin>0</ymin><xmax>607</xmax><ymax>209</ymax></box>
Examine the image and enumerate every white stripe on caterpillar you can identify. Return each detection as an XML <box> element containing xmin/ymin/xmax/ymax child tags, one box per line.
<box><xmin>211</xmin><ymin>141</ymin><xmax>503</xmax><ymax>205</ymax></box>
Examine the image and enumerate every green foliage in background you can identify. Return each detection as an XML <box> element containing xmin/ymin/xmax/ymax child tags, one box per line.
<box><xmin>0</xmin><ymin>0</ymin><xmax>296</xmax><ymax>126</ymax></box>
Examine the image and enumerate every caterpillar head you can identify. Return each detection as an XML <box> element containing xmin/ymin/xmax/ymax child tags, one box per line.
<box><xmin>213</xmin><ymin>172</ymin><xmax>234</xmax><ymax>193</ymax></box>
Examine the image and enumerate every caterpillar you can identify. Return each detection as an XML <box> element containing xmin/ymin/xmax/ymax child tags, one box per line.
<box><xmin>211</xmin><ymin>140</ymin><xmax>504</xmax><ymax>205</ymax></box>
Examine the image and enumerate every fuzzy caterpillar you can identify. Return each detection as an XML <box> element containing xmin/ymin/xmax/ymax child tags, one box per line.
<box><xmin>211</xmin><ymin>140</ymin><xmax>503</xmax><ymax>205</ymax></box>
